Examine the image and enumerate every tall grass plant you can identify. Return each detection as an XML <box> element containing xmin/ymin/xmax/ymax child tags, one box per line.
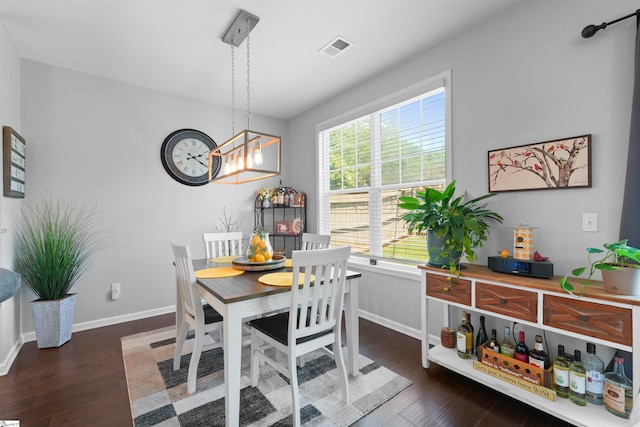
<box><xmin>14</xmin><ymin>199</ymin><xmax>103</xmax><ymax>301</ymax></box>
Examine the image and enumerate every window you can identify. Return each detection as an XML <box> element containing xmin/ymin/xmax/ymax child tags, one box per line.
<box><xmin>317</xmin><ymin>72</ymin><xmax>451</xmax><ymax>263</ymax></box>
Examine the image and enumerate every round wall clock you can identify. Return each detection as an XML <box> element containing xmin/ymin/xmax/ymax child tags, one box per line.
<box><xmin>160</xmin><ymin>129</ymin><xmax>221</xmax><ymax>186</ymax></box>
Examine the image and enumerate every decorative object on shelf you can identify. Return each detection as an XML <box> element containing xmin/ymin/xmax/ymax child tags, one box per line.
<box><xmin>291</xmin><ymin>217</ymin><xmax>303</xmax><ymax>235</ymax></box>
<box><xmin>276</xmin><ymin>221</ymin><xmax>291</xmax><ymax>234</ymax></box>
<box><xmin>3</xmin><ymin>126</ymin><xmax>26</xmax><ymax>198</ymax></box>
<box><xmin>511</xmin><ymin>221</ymin><xmax>539</xmax><ymax>260</ymax></box>
<box><xmin>398</xmin><ymin>180</ymin><xmax>503</xmax><ymax>276</ymax></box>
<box><xmin>209</xmin><ymin>9</ymin><xmax>281</xmax><ymax>184</ymax></box>
<box><xmin>14</xmin><ymin>199</ymin><xmax>105</xmax><ymax>348</ymax></box>
<box><xmin>488</xmin><ymin>134</ymin><xmax>591</xmax><ymax>192</ymax></box>
<box><xmin>160</xmin><ymin>128</ymin><xmax>220</xmax><ymax>186</ymax></box>
<box><xmin>258</xmin><ymin>187</ymin><xmax>274</xmax><ymax>207</ymax></box>
<box><xmin>294</xmin><ymin>192</ymin><xmax>305</xmax><ymax>207</ymax></box>
<box><xmin>560</xmin><ymin>239</ymin><xmax>640</xmax><ymax>296</ymax></box>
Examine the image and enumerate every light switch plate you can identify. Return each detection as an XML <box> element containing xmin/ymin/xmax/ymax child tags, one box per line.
<box><xmin>582</xmin><ymin>213</ymin><xmax>598</xmax><ymax>232</ymax></box>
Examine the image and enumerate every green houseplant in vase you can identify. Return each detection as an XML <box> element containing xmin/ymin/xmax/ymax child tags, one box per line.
<box><xmin>14</xmin><ymin>199</ymin><xmax>103</xmax><ymax>348</ymax></box>
<box><xmin>560</xmin><ymin>239</ymin><xmax>640</xmax><ymax>297</ymax></box>
<box><xmin>398</xmin><ymin>180</ymin><xmax>503</xmax><ymax>276</ymax></box>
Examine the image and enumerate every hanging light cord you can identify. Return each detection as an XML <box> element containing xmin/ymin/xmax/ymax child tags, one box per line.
<box><xmin>231</xmin><ymin>45</ymin><xmax>236</xmax><ymax>136</ymax></box>
<box><xmin>246</xmin><ymin>18</ymin><xmax>252</xmax><ymax>130</ymax></box>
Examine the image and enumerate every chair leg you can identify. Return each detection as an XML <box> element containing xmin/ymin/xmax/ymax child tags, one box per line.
<box><xmin>250</xmin><ymin>328</ymin><xmax>260</xmax><ymax>387</ymax></box>
<box><xmin>289</xmin><ymin>351</ymin><xmax>301</xmax><ymax>426</ymax></box>
<box><xmin>334</xmin><ymin>335</ymin><xmax>349</xmax><ymax>404</ymax></box>
<box><xmin>173</xmin><ymin>321</ymin><xmax>189</xmax><ymax>371</ymax></box>
<box><xmin>187</xmin><ymin>327</ymin><xmax>205</xmax><ymax>394</ymax></box>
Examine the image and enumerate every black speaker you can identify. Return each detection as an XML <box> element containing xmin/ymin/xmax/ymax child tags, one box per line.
<box><xmin>487</xmin><ymin>256</ymin><xmax>554</xmax><ymax>279</ymax></box>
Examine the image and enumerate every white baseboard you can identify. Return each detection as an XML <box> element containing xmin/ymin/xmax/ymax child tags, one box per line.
<box><xmin>358</xmin><ymin>309</ymin><xmax>421</xmax><ymax>340</ymax></box>
<box><xmin>21</xmin><ymin>305</ymin><xmax>176</xmax><ymax>344</ymax></box>
<box><xmin>0</xmin><ymin>337</ymin><xmax>24</xmax><ymax>376</ymax></box>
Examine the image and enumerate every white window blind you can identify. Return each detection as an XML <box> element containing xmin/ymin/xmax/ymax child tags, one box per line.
<box><xmin>317</xmin><ymin>74</ymin><xmax>450</xmax><ymax>263</ymax></box>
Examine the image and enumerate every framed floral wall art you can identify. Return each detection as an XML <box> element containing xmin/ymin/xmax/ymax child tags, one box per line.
<box><xmin>487</xmin><ymin>134</ymin><xmax>591</xmax><ymax>192</ymax></box>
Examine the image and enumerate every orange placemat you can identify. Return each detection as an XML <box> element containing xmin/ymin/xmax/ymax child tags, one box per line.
<box><xmin>195</xmin><ymin>267</ymin><xmax>244</xmax><ymax>279</ymax></box>
<box><xmin>208</xmin><ymin>256</ymin><xmax>236</xmax><ymax>263</ymax></box>
<box><xmin>258</xmin><ymin>272</ymin><xmax>315</xmax><ymax>287</ymax></box>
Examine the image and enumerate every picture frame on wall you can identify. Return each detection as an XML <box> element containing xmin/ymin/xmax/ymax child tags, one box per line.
<box><xmin>3</xmin><ymin>126</ymin><xmax>26</xmax><ymax>198</ymax></box>
<box><xmin>487</xmin><ymin>134</ymin><xmax>591</xmax><ymax>193</ymax></box>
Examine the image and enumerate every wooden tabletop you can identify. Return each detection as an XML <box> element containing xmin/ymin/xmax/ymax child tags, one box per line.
<box><xmin>194</xmin><ymin>258</ymin><xmax>361</xmax><ymax>304</ymax></box>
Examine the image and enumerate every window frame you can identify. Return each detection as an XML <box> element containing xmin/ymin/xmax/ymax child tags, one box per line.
<box><xmin>316</xmin><ymin>70</ymin><xmax>452</xmax><ymax>265</ymax></box>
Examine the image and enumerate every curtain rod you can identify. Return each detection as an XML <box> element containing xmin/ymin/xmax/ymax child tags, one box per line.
<box><xmin>582</xmin><ymin>9</ymin><xmax>640</xmax><ymax>38</ymax></box>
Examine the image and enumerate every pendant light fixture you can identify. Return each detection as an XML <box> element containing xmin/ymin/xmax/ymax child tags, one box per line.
<box><xmin>209</xmin><ymin>9</ymin><xmax>281</xmax><ymax>184</ymax></box>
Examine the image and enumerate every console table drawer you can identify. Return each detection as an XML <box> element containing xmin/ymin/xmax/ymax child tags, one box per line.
<box><xmin>426</xmin><ymin>274</ymin><xmax>471</xmax><ymax>306</ymax></box>
<box><xmin>543</xmin><ymin>295</ymin><xmax>632</xmax><ymax>346</ymax></box>
<box><xmin>476</xmin><ymin>282</ymin><xmax>537</xmax><ymax>322</ymax></box>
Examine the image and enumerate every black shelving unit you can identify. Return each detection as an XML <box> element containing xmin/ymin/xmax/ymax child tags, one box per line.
<box><xmin>254</xmin><ymin>188</ymin><xmax>306</xmax><ymax>257</ymax></box>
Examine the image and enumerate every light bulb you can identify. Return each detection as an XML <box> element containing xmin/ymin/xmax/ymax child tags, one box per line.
<box><xmin>254</xmin><ymin>144</ymin><xmax>263</xmax><ymax>165</ymax></box>
<box><xmin>246</xmin><ymin>148</ymin><xmax>254</xmax><ymax>168</ymax></box>
<box><xmin>237</xmin><ymin>150</ymin><xmax>244</xmax><ymax>170</ymax></box>
<box><xmin>224</xmin><ymin>156</ymin><xmax>232</xmax><ymax>175</ymax></box>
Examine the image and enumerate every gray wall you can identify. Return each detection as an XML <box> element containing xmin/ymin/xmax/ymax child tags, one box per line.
<box><xmin>287</xmin><ymin>0</ymin><xmax>637</xmax><ymax>337</ymax></box>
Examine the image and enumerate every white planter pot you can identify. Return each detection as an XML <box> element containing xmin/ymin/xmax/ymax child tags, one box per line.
<box><xmin>31</xmin><ymin>293</ymin><xmax>77</xmax><ymax>348</ymax></box>
<box><xmin>602</xmin><ymin>267</ymin><xmax>640</xmax><ymax>295</ymax></box>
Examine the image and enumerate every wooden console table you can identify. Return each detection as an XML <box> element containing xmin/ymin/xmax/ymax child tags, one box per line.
<box><xmin>420</xmin><ymin>264</ymin><xmax>640</xmax><ymax>426</ymax></box>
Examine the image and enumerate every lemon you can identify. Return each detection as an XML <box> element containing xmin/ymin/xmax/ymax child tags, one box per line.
<box><xmin>251</xmin><ymin>235</ymin><xmax>261</xmax><ymax>245</ymax></box>
<box><xmin>255</xmin><ymin>253</ymin><xmax>265</xmax><ymax>263</ymax></box>
<box><xmin>258</xmin><ymin>240</ymin><xmax>267</xmax><ymax>249</ymax></box>
<box><xmin>264</xmin><ymin>251</ymin><xmax>272</xmax><ymax>260</ymax></box>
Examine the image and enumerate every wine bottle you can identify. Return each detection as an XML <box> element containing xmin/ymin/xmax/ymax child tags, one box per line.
<box><xmin>499</xmin><ymin>326</ymin><xmax>515</xmax><ymax>358</ymax></box>
<box><xmin>475</xmin><ymin>315</ymin><xmax>488</xmax><ymax>360</ymax></box>
<box><xmin>528</xmin><ymin>334</ymin><xmax>550</xmax><ymax>369</ymax></box>
<box><xmin>569</xmin><ymin>350</ymin><xmax>587</xmax><ymax>406</ymax></box>
<box><xmin>276</xmin><ymin>180</ymin><xmax>285</xmax><ymax>207</ymax></box>
<box><xmin>456</xmin><ymin>311</ymin><xmax>473</xmax><ymax>359</ymax></box>
<box><xmin>487</xmin><ymin>329</ymin><xmax>500</xmax><ymax>353</ymax></box>
<box><xmin>604</xmin><ymin>356</ymin><xmax>633</xmax><ymax>418</ymax></box>
<box><xmin>514</xmin><ymin>331</ymin><xmax>529</xmax><ymax>362</ymax></box>
<box><xmin>583</xmin><ymin>342</ymin><xmax>604</xmax><ymax>405</ymax></box>
<box><xmin>466</xmin><ymin>312</ymin><xmax>475</xmax><ymax>354</ymax></box>
<box><xmin>553</xmin><ymin>345</ymin><xmax>570</xmax><ymax>398</ymax></box>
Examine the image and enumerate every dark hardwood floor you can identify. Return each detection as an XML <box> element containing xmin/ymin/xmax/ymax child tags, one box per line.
<box><xmin>0</xmin><ymin>315</ymin><xmax>575</xmax><ymax>426</ymax></box>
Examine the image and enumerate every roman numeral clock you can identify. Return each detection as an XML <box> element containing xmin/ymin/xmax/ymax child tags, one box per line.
<box><xmin>160</xmin><ymin>129</ymin><xmax>221</xmax><ymax>186</ymax></box>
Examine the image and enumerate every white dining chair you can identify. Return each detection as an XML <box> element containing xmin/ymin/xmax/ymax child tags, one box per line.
<box><xmin>301</xmin><ymin>232</ymin><xmax>331</xmax><ymax>250</ymax></box>
<box><xmin>203</xmin><ymin>231</ymin><xmax>243</xmax><ymax>258</ymax></box>
<box><xmin>249</xmin><ymin>245</ymin><xmax>351</xmax><ymax>426</ymax></box>
<box><xmin>171</xmin><ymin>241</ymin><xmax>224</xmax><ymax>394</ymax></box>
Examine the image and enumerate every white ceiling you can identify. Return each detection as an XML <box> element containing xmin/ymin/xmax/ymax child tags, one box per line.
<box><xmin>0</xmin><ymin>0</ymin><xmax>525</xmax><ymax>120</ymax></box>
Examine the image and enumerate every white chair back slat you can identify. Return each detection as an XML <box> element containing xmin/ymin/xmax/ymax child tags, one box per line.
<box><xmin>203</xmin><ymin>232</ymin><xmax>244</xmax><ymax>258</ymax></box>
<box><xmin>301</xmin><ymin>233</ymin><xmax>331</xmax><ymax>251</ymax></box>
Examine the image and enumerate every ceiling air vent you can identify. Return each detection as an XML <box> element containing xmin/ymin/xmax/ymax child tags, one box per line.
<box><xmin>319</xmin><ymin>36</ymin><xmax>353</xmax><ymax>58</ymax></box>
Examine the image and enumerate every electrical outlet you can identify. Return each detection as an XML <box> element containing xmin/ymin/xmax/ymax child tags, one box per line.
<box><xmin>111</xmin><ymin>283</ymin><xmax>121</xmax><ymax>300</ymax></box>
<box><xmin>582</xmin><ymin>213</ymin><xmax>598</xmax><ymax>232</ymax></box>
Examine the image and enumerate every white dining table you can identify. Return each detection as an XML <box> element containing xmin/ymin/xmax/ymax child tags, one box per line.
<box><xmin>183</xmin><ymin>258</ymin><xmax>361</xmax><ymax>427</ymax></box>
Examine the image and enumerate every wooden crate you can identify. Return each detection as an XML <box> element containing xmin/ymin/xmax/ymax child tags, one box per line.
<box><xmin>477</xmin><ymin>343</ymin><xmax>553</xmax><ymax>388</ymax></box>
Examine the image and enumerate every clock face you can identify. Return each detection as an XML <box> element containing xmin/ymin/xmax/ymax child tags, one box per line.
<box><xmin>160</xmin><ymin>129</ymin><xmax>221</xmax><ymax>186</ymax></box>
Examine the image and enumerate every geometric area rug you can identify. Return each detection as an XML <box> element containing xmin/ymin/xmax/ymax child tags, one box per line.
<box><xmin>122</xmin><ymin>326</ymin><xmax>412</xmax><ymax>427</ymax></box>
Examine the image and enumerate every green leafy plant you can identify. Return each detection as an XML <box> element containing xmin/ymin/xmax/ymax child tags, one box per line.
<box><xmin>14</xmin><ymin>199</ymin><xmax>104</xmax><ymax>301</ymax></box>
<box><xmin>560</xmin><ymin>240</ymin><xmax>640</xmax><ymax>297</ymax></box>
<box><xmin>398</xmin><ymin>180</ymin><xmax>503</xmax><ymax>275</ymax></box>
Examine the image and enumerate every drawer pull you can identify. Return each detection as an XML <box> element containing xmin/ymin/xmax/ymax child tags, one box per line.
<box><xmin>500</xmin><ymin>298</ymin><xmax>507</xmax><ymax>305</ymax></box>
